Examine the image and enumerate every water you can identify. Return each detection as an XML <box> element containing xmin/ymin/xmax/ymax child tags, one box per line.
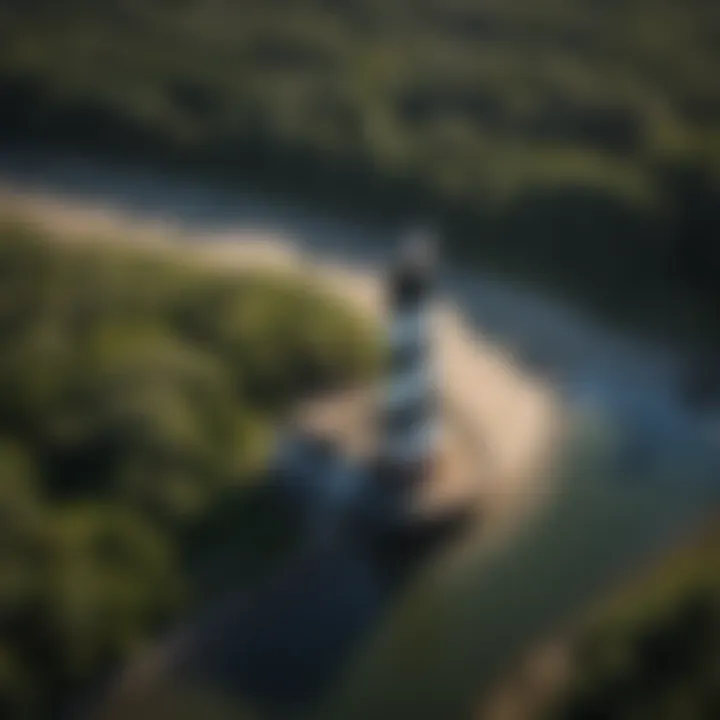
<box><xmin>1</xmin><ymin>145</ymin><xmax>718</xmax><ymax>716</ymax></box>
<box><xmin>1</xmin><ymin>143</ymin><xmax>716</xmax><ymax>537</ymax></box>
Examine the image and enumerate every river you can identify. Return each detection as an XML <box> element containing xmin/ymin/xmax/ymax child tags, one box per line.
<box><xmin>1</xmin><ymin>145</ymin><xmax>718</xmax><ymax>719</ymax></box>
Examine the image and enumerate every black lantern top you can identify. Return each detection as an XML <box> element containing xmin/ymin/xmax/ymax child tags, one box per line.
<box><xmin>388</xmin><ymin>226</ymin><xmax>438</xmax><ymax>307</ymax></box>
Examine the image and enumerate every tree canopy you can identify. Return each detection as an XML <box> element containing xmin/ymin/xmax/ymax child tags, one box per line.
<box><xmin>0</xmin><ymin>217</ymin><xmax>377</xmax><ymax>719</ymax></box>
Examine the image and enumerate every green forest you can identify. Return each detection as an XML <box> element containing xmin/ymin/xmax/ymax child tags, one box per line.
<box><xmin>551</xmin><ymin>523</ymin><xmax>720</xmax><ymax>720</ymax></box>
<box><xmin>1</xmin><ymin>0</ymin><xmax>719</xmax><ymax>342</ymax></box>
<box><xmin>0</xmin><ymin>217</ymin><xmax>377</xmax><ymax>719</ymax></box>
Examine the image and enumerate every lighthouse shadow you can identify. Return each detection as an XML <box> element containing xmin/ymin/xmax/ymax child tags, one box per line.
<box><xmin>95</xmin><ymin>481</ymin><xmax>477</xmax><ymax>720</ymax></box>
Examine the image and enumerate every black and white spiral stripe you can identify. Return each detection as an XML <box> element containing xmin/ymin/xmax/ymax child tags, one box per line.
<box><xmin>380</xmin><ymin>242</ymin><xmax>439</xmax><ymax>470</ymax></box>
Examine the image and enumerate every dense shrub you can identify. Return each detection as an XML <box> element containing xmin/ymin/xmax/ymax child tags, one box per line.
<box><xmin>0</xmin><ymin>217</ymin><xmax>377</xmax><ymax>718</ymax></box>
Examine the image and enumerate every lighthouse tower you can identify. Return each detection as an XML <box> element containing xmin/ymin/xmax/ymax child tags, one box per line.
<box><xmin>376</xmin><ymin>228</ymin><xmax>441</xmax><ymax>493</ymax></box>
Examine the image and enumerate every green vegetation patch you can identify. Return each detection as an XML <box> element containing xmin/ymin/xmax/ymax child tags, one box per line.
<box><xmin>0</xmin><ymin>216</ymin><xmax>377</xmax><ymax>718</ymax></box>
<box><xmin>551</xmin><ymin>523</ymin><xmax>720</xmax><ymax>720</ymax></box>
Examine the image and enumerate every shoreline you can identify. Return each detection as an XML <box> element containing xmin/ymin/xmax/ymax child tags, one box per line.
<box><xmin>0</xmin><ymin>174</ymin><xmax>564</xmax><ymax>529</ymax></box>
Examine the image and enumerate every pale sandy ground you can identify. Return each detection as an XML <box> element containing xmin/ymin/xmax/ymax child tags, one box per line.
<box><xmin>0</xmin><ymin>184</ymin><xmax>564</xmax><ymax>528</ymax></box>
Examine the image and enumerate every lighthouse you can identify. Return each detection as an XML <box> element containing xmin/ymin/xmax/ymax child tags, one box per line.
<box><xmin>375</xmin><ymin>227</ymin><xmax>441</xmax><ymax>493</ymax></box>
<box><xmin>272</xmin><ymin>225</ymin><xmax>474</xmax><ymax>533</ymax></box>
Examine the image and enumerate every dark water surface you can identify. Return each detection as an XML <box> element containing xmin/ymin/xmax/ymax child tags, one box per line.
<box><xmin>2</xmin><ymin>146</ymin><xmax>718</xmax><ymax>718</ymax></box>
